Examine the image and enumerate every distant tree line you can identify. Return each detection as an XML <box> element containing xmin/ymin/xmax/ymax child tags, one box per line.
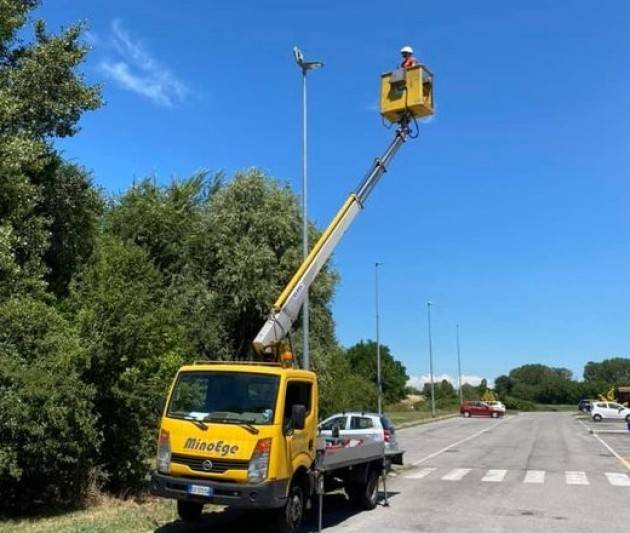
<box><xmin>494</xmin><ymin>359</ymin><xmax>630</xmax><ymax>408</ymax></box>
<box><xmin>0</xmin><ymin>2</ymin><xmax>408</xmax><ymax>513</ymax></box>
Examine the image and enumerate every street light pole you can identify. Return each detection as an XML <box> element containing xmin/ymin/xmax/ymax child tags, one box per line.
<box><xmin>293</xmin><ymin>47</ymin><xmax>323</xmax><ymax>371</ymax></box>
<box><xmin>427</xmin><ymin>301</ymin><xmax>436</xmax><ymax>417</ymax></box>
<box><xmin>375</xmin><ymin>262</ymin><xmax>383</xmax><ymax>415</ymax></box>
<box><xmin>456</xmin><ymin>324</ymin><xmax>463</xmax><ymax>405</ymax></box>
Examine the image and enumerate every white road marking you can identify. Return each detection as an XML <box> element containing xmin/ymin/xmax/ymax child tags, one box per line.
<box><xmin>482</xmin><ymin>469</ymin><xmax>507</xmax><ymax>482</ymax></box>
<box><xmin>565</xmin><ymin>471</ymin><xmax>589</xmax><ymax>485</ymax></box>
<box><xmin>442</xmin><ymin>468</ymin><xmax>471</xmax><ymax>481</ymax></box>
<box><xmin>411</xmin><ymin>418</ymin><xmax>507</xmax><ymax>467</ymax></box>
<box><xmin>404</xmin><ymin>467</ymin><xmax>436</xmax><ymax>480</ymax></box>
<box><xmin>523</xmin><ymin>470</ymin><xmax>545</xmax><ymax>484</ymax></box>
<box><xmin>605</xmin><ymin>473</ymin><xmax>630</xmax><ymax>487</ymax></box>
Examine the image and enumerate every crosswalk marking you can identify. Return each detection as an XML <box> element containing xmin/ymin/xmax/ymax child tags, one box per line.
<box><xmin>402</xmin><ymin>467</ymin><xmax>628</xmax><ymax>487</ymax></box>
<box><xmin>565</xmin><ymin>471</ymin><xmax>589</xmax><ymax>485</ymax></box>
<box><xmin>605</xmin><ymin>473</ymin><xmax>630</xmax><ymax>487</ymax></box>
<box><xmin>523</xmin><ymin>470</ymin><xmax>545</xmax><ymax>484</ymax></box>
<box><xmin>404</xmin><ymin>467</ymin><xmax>436</xmax><ymax>480</ymax></box>
<box><xmin>482</xmin><ymin>469</ymin><xmax>507</xmax><ymax>482</ymax></box>
<box><xmin>442</xmin><ymin>468</ymin><xmax>471</xmax><ymax>481</ymax></box>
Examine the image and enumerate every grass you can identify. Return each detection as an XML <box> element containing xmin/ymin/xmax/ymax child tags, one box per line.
<box><xmin>386</xmin><ymin>407</ymin><xmax>459</xmax><ymax>426</ymax></box>
<box><xmin>0</xmin><ymin>495</ymin><xmax>179</xmax><ymax>533</ymax></box>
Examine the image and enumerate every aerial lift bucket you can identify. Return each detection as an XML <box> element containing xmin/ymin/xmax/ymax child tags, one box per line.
<box><xmin>380</xmin><ymin>64</ymin><xmax>434</xmax><ymax>123</ymax></box>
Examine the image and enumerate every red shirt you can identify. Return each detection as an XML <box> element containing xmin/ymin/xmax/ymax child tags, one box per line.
<box><xmin>401</xmin><ymin>55</ymin><xmax>417</xmax><ymax>69</ymax></box>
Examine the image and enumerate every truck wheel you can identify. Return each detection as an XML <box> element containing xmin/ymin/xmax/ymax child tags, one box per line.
<box><xmin>177</xmin><ymin>500</ymin><xmax>203</xmax><ymax>522</ymax></box>
<box><xmin>276</xmin><ymin>482</ymin><xmax>304</xmax><ymax>533</ymax></box>
<box><xmin>347</xmin><ymin>468</ymin><xmax>379</xmax><ymax>510</ymax></box>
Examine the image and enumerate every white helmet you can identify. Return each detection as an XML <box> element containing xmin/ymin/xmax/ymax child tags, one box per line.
<box><xmin>400</xmin><ymin>46</ymin><xmax>414</xmax><ymax>54</ymax></box>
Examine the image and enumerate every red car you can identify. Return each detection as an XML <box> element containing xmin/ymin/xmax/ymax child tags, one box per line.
<box><xmin>460</xmin><ymin>401</ymin><xmax>503</xmax><ymax>418</ymax></box>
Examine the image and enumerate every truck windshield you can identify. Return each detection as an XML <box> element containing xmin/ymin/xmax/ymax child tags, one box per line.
<box><xmin>167</xmin><ymin>371</ymin><xmax>279</xmax><ymax>425</ymax></box>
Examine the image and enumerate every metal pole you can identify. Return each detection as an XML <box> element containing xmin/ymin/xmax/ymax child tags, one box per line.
<box><xmin>427</xmin><ymin>301</ymin><xmax>436</xmax><ymax>417</ymax></box>
<box><xmin>375</xmin><ymin>262</ymin><xmax>383</xmax><ymax>415</ymax></box>
<box><xmin>456</xmin><ymin>324</ymin><xmax>463</xmax><ymax>405</ymax></box>
<box><xmin>302</xmin><ymin>69</ymin><xmax>310</xmax><ymax>371</ymax></box>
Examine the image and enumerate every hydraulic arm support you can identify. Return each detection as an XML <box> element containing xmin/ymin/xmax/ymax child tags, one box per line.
<box><xmin>253</xmin><ymin>119</ymin><xmax>412</xmax><ymax>356</ymax></box>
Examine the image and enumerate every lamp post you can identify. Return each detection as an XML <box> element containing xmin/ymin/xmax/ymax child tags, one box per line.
<box><xmin>456</xmin><ymin>324</ymin><xmax>463</xmax><ymax>405</ymax></box>
<box><xmin>375</xmin><ymin>262</ymin><xmax>383</xmax><ymax>414</ymax></box>
<box><xmin>293</xmin><ymin>46</ymin><xmax>323</xmax><ymax>371</ymax></box>
<box><xmin>427</xmin><ymin>301</ymin><xmax>436</xmax><ymax>417</ymax></box>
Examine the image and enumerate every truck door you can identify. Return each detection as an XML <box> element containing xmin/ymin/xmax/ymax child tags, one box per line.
<box><xmin>283</xmin><ymin>380</ymin><xmax>315</xmax><ymax>466</ymax></box>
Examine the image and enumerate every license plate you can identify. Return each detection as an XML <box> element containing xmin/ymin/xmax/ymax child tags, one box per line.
<box><xmin>187</xmin><ymin>484</ymin><xmax>213</xmax><ymax>497</ymax></box>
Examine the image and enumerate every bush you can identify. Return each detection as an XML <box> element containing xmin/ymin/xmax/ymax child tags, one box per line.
<box><xmin>68</xmin><ymin>238</ymin><xmax>186</xmax><ymax>491</ymax></box>
<box><xmin>0</xmin><ymin>298</ymin><xmax>100</xmax><ymax>512</ymax></box>
<box><xmin>502</xmin><ymin>396</ymin><xmax>536</xmax><ymax>412</ymax></box>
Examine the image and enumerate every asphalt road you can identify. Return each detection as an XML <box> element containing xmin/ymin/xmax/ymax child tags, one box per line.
<box><xmin>331</xmin><ymin>413</ymin><xmax>630</xmax><ymax>533</ymax></box>
<box><xmin>156</xmin><ymin>413</ymin><xmax>630</xmax><ymax>533</ymax></box>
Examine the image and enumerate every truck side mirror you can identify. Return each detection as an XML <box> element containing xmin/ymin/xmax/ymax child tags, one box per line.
<box><xmin>291</xmin><ymin>404</ymin><xmax>306</xmax><ymax>430</ymax></box>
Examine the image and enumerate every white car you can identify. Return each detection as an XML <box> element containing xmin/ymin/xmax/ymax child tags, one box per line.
<box><xmin>591</xmin><ymin>401</ymin><xmax>630</xmax><ymax>422</ymax></box>
<box><xmin>318</xmin><ymin>412</ymin><xmax>402</xmax><ymax>458</ymax></box>
<box><xmin>483</xmin><ymin>401</ymin><xmax>506</xmax><ymax>413</ymax></box>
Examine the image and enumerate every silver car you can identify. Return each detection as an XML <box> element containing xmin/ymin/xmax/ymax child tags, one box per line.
<box><xmin>318</xmin><ymin>412</ymin><xmax>402</xmax><ymax>463</ymax></box>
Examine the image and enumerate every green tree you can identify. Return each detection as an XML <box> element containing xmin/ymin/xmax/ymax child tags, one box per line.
<box><xmin>68</xmin><ymin>237</ymin><xmax>185</xmax><ymax>491</ymax></box>
<box><xmin>584</xmin><ymin>358</ymin><xmax>630</xmax><ymax>384</ymax></box>
<box><xmin>346</xmin><ymin>340</ymin><xmax>409</xmax><ymax>404</ymax></box>
<box><xmin>0</xmin><ymin>297</ymin><xmax>99</xmax><ymax>511</ymax></box>
<box><xmin>0</xmin><ymin>0</ymin><xmax>101</xmax><ymax>300</ymax></box>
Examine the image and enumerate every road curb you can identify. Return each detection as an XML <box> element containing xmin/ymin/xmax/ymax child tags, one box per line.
<box><xmin>396</xmin><ymin>413</ymin><xmax>459</xmax><ymax>430</ymax></box>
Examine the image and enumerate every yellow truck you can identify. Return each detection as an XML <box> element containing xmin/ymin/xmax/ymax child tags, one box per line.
<box><xmin>150</xmin><ymin>63</ymin><xmax>433</xmax><ymax>532</ymax></box>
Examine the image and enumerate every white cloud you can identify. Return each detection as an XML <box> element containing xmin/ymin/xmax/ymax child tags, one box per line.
<box><xmin>407</xmin><ymin>374</ymin><xmax>494</xmax><ymax>389</ymax></box>
<box><xmin>98</xmin><ymin>19</ymin><xmax>188</xmax><ymax>107</ymax></box>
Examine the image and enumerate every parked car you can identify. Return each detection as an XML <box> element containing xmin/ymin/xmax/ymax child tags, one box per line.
<box><xmin>577</xmin><ymin>399</ymin><xmax>596</xmax><ymax>413</ymax></box>
<box><xmin>318</xmin><ymin>412</ymin><xmax>402</xmax><ymax>460</ymax></box>
<box><xmin>591</xmin><ymin>401</ymin><xmax>630</xmax><ymax>422</ymax></box>
<box><xmin>483</xmin><ymin>401</ymin><xmax>506</xmax><ymax>413</ymax></box>
<box><xmin>460</xmin><ymin>400</ymin><xmax>503</xmax><ymax>418</ymax></box>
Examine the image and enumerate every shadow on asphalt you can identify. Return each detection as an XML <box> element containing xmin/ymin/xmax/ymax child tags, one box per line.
<box><xmin>155</xmin><ymin>491</ymin><xmax>400</xmax><ymax>533</ymax></box>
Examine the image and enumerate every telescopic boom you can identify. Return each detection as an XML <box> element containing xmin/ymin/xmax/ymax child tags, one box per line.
<box><xmin>253</xmin><ymin>119</ymin><xmax>412</xmax><ymax>356</ymax></box>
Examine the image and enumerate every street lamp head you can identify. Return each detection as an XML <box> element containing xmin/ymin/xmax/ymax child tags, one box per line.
<box><xmin>293</xmin><ymin>46</ymin><xmax>323</xmax><ymax>72</ymax></box>
<box><xmin>303</xmin><ymin>60</ymin><xmax>324</xmax><ymax>71</ymax></box>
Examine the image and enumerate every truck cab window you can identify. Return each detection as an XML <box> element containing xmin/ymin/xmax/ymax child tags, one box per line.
<box><xmin>284</xmin><ymin>381</ymin><xmax>312</xmax><ymax>429</ymax></box>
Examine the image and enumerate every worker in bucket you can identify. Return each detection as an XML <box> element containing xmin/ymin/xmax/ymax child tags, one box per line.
<box><xmin>400</xmin><ymin>46</ymin><xmax>417</xmax><ymax>69</ymax></box>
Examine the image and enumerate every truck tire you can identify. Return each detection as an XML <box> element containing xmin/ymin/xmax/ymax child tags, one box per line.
<box><xmin>347</xmin><ymin>468</ymin><xmax>379</xmax><ymax>510</ymax></box>
<box><xmin>276</xmin><ymin>482</ymin><xmax>304</xmax><ymax>533</ymax></box>
<box><xmin>177</xmin><ymin>500</ymin><xmax>203</xmax><ymax>522</ymax></box>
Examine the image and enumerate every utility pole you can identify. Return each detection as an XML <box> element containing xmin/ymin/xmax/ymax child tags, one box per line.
<box><xmin>456</xmin><ymin>324</ymin><xmax>463</xmax><ymax>405</ymax></box>
<box><xmin>293</xmin><ymin>47</ymin><xmax>323</xmax><ymax>370</ymax></box>
<box><xmin>427</xmin><ymin>301</ymin><xmax>436</xmax><ymax>417</ymax></box>
<box><xmin>375</xmin><ymin>262</ymin><xmax>383</xmax><ymax>414</ymax></box>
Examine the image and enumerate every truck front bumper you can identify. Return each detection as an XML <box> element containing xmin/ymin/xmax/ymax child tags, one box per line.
<box><xmin>150</xmin><ymin>471</ymin><xmax>289</xmax><ymax>509</ymax></box>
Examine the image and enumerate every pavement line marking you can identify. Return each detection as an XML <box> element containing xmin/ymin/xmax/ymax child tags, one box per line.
<box><xmin>523</xmin><ymin>470</ymin><xmax>545</xmax><ymax>484</ymax></box>
<box><xmin>591</xmin><ymin>431</ymin><xmax>630</xmax><ymax>472</ymax></box>
<box><xmin>411</xmin><ymin>418</ymin><xmax>507</xmax><ymax>466</ymax></box>
<box><xmin>404</xmin><ymin>467</ymin><xmax>436</xmax><ymax>480</ymax></box>
<box><xmin>605</xmin><ymin>473</ymin><xmax>630</xmax><ymax>487</ymax></box>
<box><xmin>482</xmin><ymin>469</ymin><xmax>507</xmax><ymax>482</ymax></box>
<box><xmin>565</xmin><ymin>471</ymin><xmax>589</xmax><ymax>485</ymax></box>
<box><xmin>442</xmin><ymin>468</ymin><xmax>471</xmax><ymax>481</ymax></box>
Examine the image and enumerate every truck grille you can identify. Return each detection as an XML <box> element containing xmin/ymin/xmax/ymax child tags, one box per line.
<box><xmin>171</xmin><ymin>453</ymin><xmax>248</xmax><ymax>473</ymax></box>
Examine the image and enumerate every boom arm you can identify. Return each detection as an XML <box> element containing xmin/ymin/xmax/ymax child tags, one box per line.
<box><xmin>253</xmin><ymin>120</ymin><xmax>412</xmax><ymax>356</ymax></box>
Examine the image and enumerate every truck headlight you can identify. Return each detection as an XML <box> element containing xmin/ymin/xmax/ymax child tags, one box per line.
<box><xmin>157</xmin><ymin>429</ymin><xmax>171</xmax><ymax>474</ymax></box>
<box><xmin>247</xmin><ymin>438</ymin><xmax>271</xmax><ymax>483</ymax></box>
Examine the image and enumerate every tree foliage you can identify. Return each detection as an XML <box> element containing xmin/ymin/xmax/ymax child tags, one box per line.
<box><xmin>346</xmin><ymin>340</ymin><xmax>408</xmax><ymax>405</ymax></box>
<box><xmin>0</xmin><ymin>297</ymin><xmax>99</xmax><ymax>512</ymax></box>
<box><xmin>584</xmin><ymin>358</ymin><xmax>630</xmax><ymax>384</ymax></box>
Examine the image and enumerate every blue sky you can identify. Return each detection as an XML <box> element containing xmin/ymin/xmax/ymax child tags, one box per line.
<box><xmin>40</xmin><ymin>1</ymin><xmax>630</xmax><ymax>387</ymax></box>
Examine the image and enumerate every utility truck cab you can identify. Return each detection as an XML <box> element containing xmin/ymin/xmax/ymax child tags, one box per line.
<box><xmin>151</xmin><ymin>362</ymin><xmax>317</xmax><ymax>528</ymax></box>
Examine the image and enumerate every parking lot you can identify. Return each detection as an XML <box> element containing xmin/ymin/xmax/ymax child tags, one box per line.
<box><xmin>576</xmin><ymin>413</ymin><xmax>630</xmax><ymax>470</ymax></box>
